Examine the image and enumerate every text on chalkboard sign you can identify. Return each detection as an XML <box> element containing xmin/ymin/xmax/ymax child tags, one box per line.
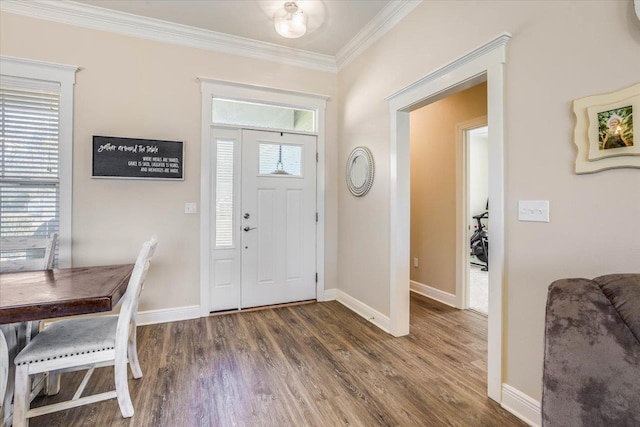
<box><xmin>92</xmin><ymin>136</ymin><xmax>184</xmax><ymax>180</ymax></box>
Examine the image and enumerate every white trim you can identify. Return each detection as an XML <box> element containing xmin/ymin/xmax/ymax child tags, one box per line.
<box><xmin>136</xmin><ymin>305</ymin><xmax>201</xmax><ymax>326</ymax></box>
<box><xmin>336</xmin><ymin>0</ymin><xmax>422</xmax><ymax>70</ymax></box>
<box><xmin>0</xmin><ymin>55</ymin><xmax>78</xmax><ymax>269</ymax></box>
<box><xmin>321</xmin><ymin>288</ymin><xmax>337</xmax><ymax>301</ymax></box>
<box><xmin>386</xmin><ymin>33</ymin><xmax>511</xmax><ymax>102</ymax></box>
<box><xmin>199</xmin><ymin>78</ymin><xmax>327</xmax><ymax>317</ymax></box>
<box><xmin>455</xmin><ymin>116</ymin><xmax>488</xmax><ymax>310</ymax></box>
<box><xmin>0</xmin><ymin>0</ymin><xmax>336</xmax><ymax>73</ymax></box>
<box><xmin>335</xmin><ymin>290</ymin><xmax>390</xmax><ymax>333</ymax></box>
<box><xmin>198</xmin><ymin>78</ymin><xmax>330</xmax><ymax>103</ymax></box>
<box><xmin>386</xmin><ymin>33</ymin><xmax>510</xmax><ymax>403</ymax></box>
<box><xmin>199</xmin><ymin>86</ymin><xmax>215</xmax><ymax>317</ymax></box>
<box><xmin>501</xmin><ymin>384</ymin><xmax>542</xmax><ymax>427</ymax></box>
<box><xmin>409</xmin><ymin>281</ymin><xmax>456</xmax><ymax>308</ymax></box>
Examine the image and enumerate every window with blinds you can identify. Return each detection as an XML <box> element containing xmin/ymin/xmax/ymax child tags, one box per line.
<box><xmin>0</xmin><ymin>82</ymin><xmax>61</xmax><ymax>262</ymax></box>
<box><xmin>215</xmin><ymin>140</ymin><xmax>234</xmax><ymax>248</ymax></box>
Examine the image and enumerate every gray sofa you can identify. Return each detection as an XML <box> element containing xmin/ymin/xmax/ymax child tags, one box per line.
<box><xmin>542</xmin><ymin>274</ymin><xmax>640</xmax><ymax>426</ymax></box>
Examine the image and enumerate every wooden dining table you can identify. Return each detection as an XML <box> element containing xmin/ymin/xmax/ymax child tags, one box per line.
<box><xmin>0</xmin><ymin>264</ymin><xmax>134</xmax><ymax>324</ymax></box>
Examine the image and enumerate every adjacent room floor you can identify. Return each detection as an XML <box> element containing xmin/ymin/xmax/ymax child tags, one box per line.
<box><xmin>470</xmin><ymin>262</ymin><xmax>489</xmax><ymax>314</ymax></box>
<box><xmin>29</xmin><ymin>295</ymin><xmax>524</xmax><ymax>426</ymax></box>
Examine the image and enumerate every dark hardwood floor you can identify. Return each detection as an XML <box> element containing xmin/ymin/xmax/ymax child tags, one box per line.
<box><xmin>30</xmin><ymin>294</ymin><xmax>525</xmax><ymax>426</ymax></box>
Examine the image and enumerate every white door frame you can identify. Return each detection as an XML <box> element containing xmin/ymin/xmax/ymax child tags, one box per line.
<box><xmin>386</xmin><ymin>33</ymin><xmax>510</xmax><ymax>402</ymax></box>
<box><xmin>455</xmin><ymin>117</ymin><xmax>488</xmax><ymax>310</ymax></box>
<box><xmin>198</xmin><ymin>78</ymin><xmax>328</xmax><ymax>316</ymax></box>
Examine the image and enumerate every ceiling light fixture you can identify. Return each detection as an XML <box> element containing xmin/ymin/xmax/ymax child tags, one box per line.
<box><xmin>274</xmin><ymin>2</ymin><xmax>308</xmax><ymax>39</ymax></box>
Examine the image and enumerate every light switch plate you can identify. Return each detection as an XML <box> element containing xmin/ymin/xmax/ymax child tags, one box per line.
<box><xmin>184</xmin><ymin>202</ymin><xmax>197</xmax><ymax>214</ymax></box>
<box><xmin>518</xmin><ymin>200</ymin><xmax>549</xmax><ymax>222</ymax></box>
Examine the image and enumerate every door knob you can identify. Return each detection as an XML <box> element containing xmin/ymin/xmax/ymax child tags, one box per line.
<box><xmin>243</xmin><ymin>226</ymin><xmax>256</xmax><ymax>232</ymax></box>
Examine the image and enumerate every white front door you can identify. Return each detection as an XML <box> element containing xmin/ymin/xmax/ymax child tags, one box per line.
<box><xmin>240</xmin><ymin>129</ymin><xmax>317</xmax><ymax>308</ymax></box>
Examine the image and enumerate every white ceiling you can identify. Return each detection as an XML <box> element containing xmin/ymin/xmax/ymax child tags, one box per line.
<box><xmin>74</xmin><ymin>0</ymin><xmax>393</xmax><ymax>56</ymax></box>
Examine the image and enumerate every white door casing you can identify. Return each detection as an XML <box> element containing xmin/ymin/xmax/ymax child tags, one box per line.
<box><xmin>199</xmin><ymin>78</ymin><xmax>328</xmax><ymax>316</ymax></box>
<box><xmin>241</xmin><ymin>130</ymin><xmax>317</xmax><ymax>308</ymax></box>
<box><xmin>386</xmin><ymin>33</ymin><xmax>509</xmax><ymax>402</ymax></box>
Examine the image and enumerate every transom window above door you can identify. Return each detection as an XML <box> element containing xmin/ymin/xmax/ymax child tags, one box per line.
<box><xmin>212</xmin><ymin>98</ymin><xmax>315</xmax><ymax>132</ymax></box>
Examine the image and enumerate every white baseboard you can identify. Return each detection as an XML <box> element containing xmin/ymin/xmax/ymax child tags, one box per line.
<box><xmin>322</xmin><ymin>288</ymin><xmax>337</xmax><ymax>301</ymax></box>
<box><xmin>136</xmin><ymin>305</ymin><xmax>200</xmax><ymax>326</ymax></box>
<box><xmin>501</xmin><ymin>383</ymin><xmax>541</xmax><ymax>427</ymax></box>
<box><xmin>410</xmin><ymin>280</ymin><xmax>457</xmax><ymax>308</ymax></box>
<box><xmin>335</xmin><ymin>289</ymin><xmax>390</xmax><ymax>333</ymax></box>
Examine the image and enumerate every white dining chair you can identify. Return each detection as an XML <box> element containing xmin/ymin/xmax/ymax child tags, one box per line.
<box><xmin>0</xmin><ymin>233</ymin><xmax>58</xmax><ymax>343</ymax></box>
<box><xmin>0</xmin><ymin>233</ymin><xmax>58</xmax><ymax>426</ymax></box>
<box><xmin>11</xmin><ymin>237</ymin><xmax>157</xmax><ymax>426</ymax></box>
<box><xmin>0</xmin><ymin>234</ymin><xmax>58</xmax><ymax>274</ymax></box>
<box><xmin>1</xmin><ymin>233</ymin><xmax>58</xmax><ymax>341</ymax></box>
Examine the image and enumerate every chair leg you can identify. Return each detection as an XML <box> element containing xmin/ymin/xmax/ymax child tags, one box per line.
<box><xmin>114</xmin><ymin>354</ymin><xmax>134</xmax><ymax>418</ymax></box>
<box><xmin>45</xmin><ymin>371</ymin><xmax>60</xmax><ymax>396</ymax></box>
<box><xmin>128</xmin><ymin>326</ymin><xmax>142</xmax><ymax>379</ymax></box>
<box><xmin>13</xmin><ymin>365</ymin><xmax>30</xmax><ymax>427</ymax></box>
<box><xmin>1</xmin><ymin>325</ymin><xmax>17</xmax><ymax>427</ymax></box>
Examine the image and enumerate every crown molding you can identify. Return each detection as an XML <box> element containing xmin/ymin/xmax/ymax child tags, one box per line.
<box><xmin>0</xmin><ymin>0</ymin><xmax>338</xmax><ymax>73</ymax></box>
<box><xmin>1</xmin><ymin>0</ymin><xmax>422</xmax><ymax>74</ymax></box>
<box><xmin>336</xmin><ymin>0</ymin><xmax>423</xmax><ymax>71</ymax></box>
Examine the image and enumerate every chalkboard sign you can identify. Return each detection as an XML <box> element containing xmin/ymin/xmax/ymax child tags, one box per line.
<box><xmin>92</xmin><ymin>136</ymin><xmax>184</xmax><ymax>180</ymax></box>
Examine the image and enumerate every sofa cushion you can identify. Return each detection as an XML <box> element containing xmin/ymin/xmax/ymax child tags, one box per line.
<box><xmin>542</xmin><ymin>278</ymin><xmax>640</xmax><ymax>427</ymax></box>
<box><xmin>594</xmin><ymin>274</ymin><xmax>640</xmax><ymax>343</ymax></box>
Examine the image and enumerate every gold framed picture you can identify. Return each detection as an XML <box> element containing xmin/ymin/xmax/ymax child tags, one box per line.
<box><xmin>573</xmin><ymin>82</ymin><xmax>640</xmax><ymax>173</ymax></box>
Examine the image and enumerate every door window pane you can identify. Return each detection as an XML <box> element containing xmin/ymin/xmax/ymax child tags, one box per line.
<box><xmin>259</xmin><ymin>144</ymin><xmax>302</xmax><ymax>176</ymax></box>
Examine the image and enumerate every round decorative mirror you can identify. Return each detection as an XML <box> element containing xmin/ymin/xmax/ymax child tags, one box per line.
<box><xmin>346</xmin><ymin>146</ymin><xmax>374</xmax><ymax>197</ymax></box>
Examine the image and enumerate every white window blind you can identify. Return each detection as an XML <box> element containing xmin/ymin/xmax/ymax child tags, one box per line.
<box><xmin>215</xmin><ymin>140</ymin><xmax>234</xmax><ymax>247</ymax></box>
<box><xmin>0</xmin><ymin>83</ymin><xmax>61</xmax><ymax>262</ymax></box>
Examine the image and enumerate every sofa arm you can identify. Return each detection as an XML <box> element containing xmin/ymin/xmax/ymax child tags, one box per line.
<box><xmin>542</xmin><ymin>278</ymin><xmax>640</xmax><ymax>427</ymax></box>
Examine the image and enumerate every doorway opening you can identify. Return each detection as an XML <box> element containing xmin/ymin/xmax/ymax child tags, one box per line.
<box><xmin>408</xmin><ymin>83</ymin><xmax>487</xmax><ymax>315</ymax></box>
<box><xmin>466</xmin><ymin>125</ymin><xmax>489</xmax><ymax>315</ymax></box>
<box><xmin>387</xmin><ymin>33</ymin><xmax>509</xmax><ymax>402</ymax></box>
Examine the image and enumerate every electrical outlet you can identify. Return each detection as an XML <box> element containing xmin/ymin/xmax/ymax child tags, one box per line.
<box><xmin>413</xmin><ymin>257</ymin><xmax>419</xmax><ymax>268</ymax></box>
<box><xmin>184</xmin><ymin>202</ymin><xmax>197</xmax><ymax>214</ymax></box>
